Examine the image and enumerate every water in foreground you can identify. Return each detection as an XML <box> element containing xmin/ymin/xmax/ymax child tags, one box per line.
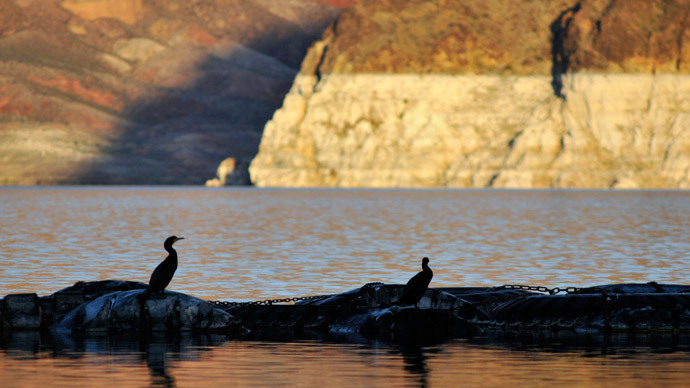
<box><xmin>3</xmin><ymin>331</ymin><xmax>690</xmax><ymax>387</ymax></box>
<box><xmin>1</xmin><ymin>187</ymin><xmax>689</xmax><ymax>387</ymax></box>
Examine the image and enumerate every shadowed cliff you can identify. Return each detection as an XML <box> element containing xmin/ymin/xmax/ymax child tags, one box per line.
<box><xmin>0</xmin><ymin>0</ymin><xmax>347</xmax><ymax>184</ymax></box>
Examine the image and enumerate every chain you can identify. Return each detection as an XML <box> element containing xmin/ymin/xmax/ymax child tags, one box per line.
<box><xmin>498</xmin><ymin>284</ymin><xmax>582</xmax><ymax>295</ymax></box>
<box><xmin>211</xmin><ymin>283</ymin><xmax>388</xmax><ymax>307</ymax></box>
<box><xmin>211</xmin><ymin>283</ymin><xmax>585</xmax><ymax>307</ymax></box>
<box><xmin>210</xmin><ymin>294</ymin><xmax>333</xmax><ymax>307</ymax></box>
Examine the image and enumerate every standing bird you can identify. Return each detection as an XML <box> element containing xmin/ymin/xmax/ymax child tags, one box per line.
<box><xmin>143</xmin><ymin>236</ymin><xmax>184</xmax><ymax>298</ymax></box>
<box><xmin>396</xmin><ymin>257</ymin><xmax>433</xmax><ymax>308</ymax></box>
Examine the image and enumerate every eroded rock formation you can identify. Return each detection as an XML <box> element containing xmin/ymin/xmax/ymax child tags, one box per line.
<box><xmin>249</xmin><ymin>0</ymin><xmax>690</xmax><ymax>188</ymax></box>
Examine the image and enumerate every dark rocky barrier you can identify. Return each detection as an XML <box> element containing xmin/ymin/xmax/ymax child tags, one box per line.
<box><xmin>1</xmin><ymin>280</ymin><xmax>148</xmax><ymax>331</ymax></box>
<box><xmin>3</xmin><ymin>281</ymin><xmax>690</xmax><ymax>341</ymax></box>
<box><xmin>0</xmin><ymin>280</ymin><xmax>244</xmax><ymax>335</ymax></box>
<box><xmin>54</xmin><ymin>289</ymin><xmax>244</xmax><ymax>334</ymax></box>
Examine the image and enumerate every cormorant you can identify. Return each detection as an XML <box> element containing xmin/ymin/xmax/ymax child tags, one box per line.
<box><xmin>143</xmin><ymin>236</ymin><xmax>184</xmax><ymax>298</ymax></box>
<box><xmin>396</xmin><ymin>257</ymin><xmax>433</xmax><ymax>308</ymax></box>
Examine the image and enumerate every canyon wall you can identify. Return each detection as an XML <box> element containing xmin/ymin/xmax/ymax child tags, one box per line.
<box><xmin>0</xmin><ymin>0</ymin><xmax>345</xmax><ymax>184</ymax></box>
<box><xmin>248</xmin><ymin>0</ymin><xmax>690</xmax><ymax>188</ymax></box>
<box><xmin>250</xmin><ymin>73</ymin><xmax>690</xmax><ymax>188</ymax></box>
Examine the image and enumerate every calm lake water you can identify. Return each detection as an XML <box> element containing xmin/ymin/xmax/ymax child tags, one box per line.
<box><xmin>2</xmin><ymin>187</ymin><xmax>690</xmax><ymax>387</ymax></box>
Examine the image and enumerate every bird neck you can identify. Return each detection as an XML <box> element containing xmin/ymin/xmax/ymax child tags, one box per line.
<box><xmin>164</xmin><ymin>244</ymin><xmax>177</xmax><ymax>259</ymax></box>
<box><xmin>422</xmin><ymin>261</ymin><xmax>430</xmax><ymax>272</ymax></box>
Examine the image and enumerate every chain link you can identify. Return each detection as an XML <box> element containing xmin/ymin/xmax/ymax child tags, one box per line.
<box><xmin>498</xmin><ymin>284</ymin><xmax>582</xmax><ymax>295</ymax></box>
<box><xmin>211</xmin><ymin>283</ymin><xmax>586</xmax><ymax>307</ymax></box>
<box><xmin>210</xmin><ymin>294</ymin><xmax>332</xmax><ymax>307</ymax></box>
<box><xmin>211</xmin><ymin>282</ymin><xmax>388</xmax><ymax>307</ymax></box>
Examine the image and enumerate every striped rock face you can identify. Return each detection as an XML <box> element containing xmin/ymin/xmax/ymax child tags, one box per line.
<box><xmin>248</xmin><ymin>0</ymin><xmax>690</xmax><ymax>189</ymax></box>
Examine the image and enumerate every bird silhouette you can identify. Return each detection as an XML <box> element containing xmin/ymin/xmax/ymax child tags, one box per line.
<box><xmin>143</xmin><ymin>236</ymin><xmax>184</xmax><ymax>298</ymax></box>
<box><xmin>396</xmin><ymin>257</ymin><xmax>433</xmax><ymax>308</ymax></box>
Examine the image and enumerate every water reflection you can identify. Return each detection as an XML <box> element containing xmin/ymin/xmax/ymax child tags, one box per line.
<box><xmin>1</xmin><ymin>331</ymin><xmax>228</xmax><ymax>388</ymax></box>
<box><xmin>471</xmin><ymin>331</ymin><xmax>690</xmax><ymax>357</ymax></box>
<box><xmin>4</xmin><ymin>330</ymin><xmax>690</xmax><ymax>387</ymax></box>
<box><xmin>399</xmin><ymin>340</ymin><xmax>431</xmax><ymax>388</ymax></box>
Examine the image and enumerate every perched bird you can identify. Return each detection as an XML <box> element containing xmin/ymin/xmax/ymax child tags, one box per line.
<box><xmin>143</xmin><ymin>236</ymin><xmax>184</xmax><ymax>298</ymax></box>
<box><xmin>396</xmin><ymin>257</ymin><xmax>433</xmax><ymax>308</ymax></box>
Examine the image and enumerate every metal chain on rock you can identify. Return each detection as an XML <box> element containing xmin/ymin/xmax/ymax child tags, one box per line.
<box><xmin>210</xmin><ymin>294</ymin><xmax>333</xmax><ymax>307</ymax></box>
<box><xmin>498</xmin><ymin>284</ymin><xmax>582</xmax><ymax>295</ymax></box>
<box><xmin>211</xmin><ymin>282</ymin><xmax>387</xmax><ymax>307</ymax></box>
<box><xmin>211</xmin><ymin>283</ymin><xmax>587</xmax><ymax>308</ymax></box>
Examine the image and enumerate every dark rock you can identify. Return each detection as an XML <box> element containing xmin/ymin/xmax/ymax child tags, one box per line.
<box><xmin>6</xmin><ymin>281</ymin><xmax>690</xmax><ymax>339</ymax></box>
<box><xmin>437</xmin><ymin>287</ymin><xmax>532</xmax><ymax>320</ymax></box>
<box><xmin>226</xmin><ymin>303</ymin><xmax>477</xmax><ymax>341</ymax></box>
<box><xmin>53</xmin><ymin>292</ymin><xmax>86</xmax><ymax>317</ymax></box>
<box><xmin>53</xmin><ymin>289</ymin><xmax>246</xmax><ymax>334</ymax></box>
<box><xmin>300</xmin><ymin>283</ymin><xmax>467</xmax><ymax>310</ymax></box>
<box><xmin>490</xmin><ymin>292</ymin><xmax>690</xmax><ymax>332</ymax></box>
<box><xmin>330</xmin><ymin>306</ymin><xmax>477</xmax><ymax>340</ymax></box>
<box><xmin>226</xmin><ymin>284</ymin><xmax>478</xmax><ymax>340</ymax></box>
<box><xmin>572</xmin><ymin>283</ymin><xmax>690</xmax><ymax>294</ymax></box>
<box><xmin>55</xmin><ymin>280</ymin><xmax>147</xmax><ymax>301</ymax></box>
<box><xmin>226</xmin><ymin>305</ymin><xmax>357</xmax><ymax>333</ymax></box>
<box><xmin>491</xmin><ymin>294</ymin><xmax>608</xmax><ymax>331</ymax></box>
<box><xmin>3</xmin><ymin>294</ymin><xmax>41</xmax><ymax>330</ymax></box>
<box><xmin>38</xmin><ymin>296</ymin><xmax>55</xmax><ymax>328</ymax></box>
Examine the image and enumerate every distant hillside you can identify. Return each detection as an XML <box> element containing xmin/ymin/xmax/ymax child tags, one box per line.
<box><xmin>0</xmin><ymin>0</ymin><xmax>347</xmax><ymax>184</ymax></box>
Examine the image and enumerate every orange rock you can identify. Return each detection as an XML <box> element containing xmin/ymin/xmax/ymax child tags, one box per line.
<box><xmin>25</xmin><ymin>74</ymin><xmax>124</xmax><ymax>111</ymax></box>
<box><xmin>185</xmin><ymin>25</ymin><xmax>218</xmax><ymax>48</ymax></box>
<box><xmin>60</xmin><ymin>0</ymin><xmax>144</xmax><ymax>25</ymax></box>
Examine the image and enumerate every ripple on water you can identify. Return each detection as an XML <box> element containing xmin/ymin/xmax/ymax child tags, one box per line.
<box><xmin>1</xmin><ymin>188</ymin><xmax>689</xmax><ymax>300</ymax></box>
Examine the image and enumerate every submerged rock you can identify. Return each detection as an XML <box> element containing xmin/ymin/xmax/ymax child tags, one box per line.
<box><xmin>53</xmin><ymin>289</ymin><xmax>245</xmax><ymax>334</ymax></box>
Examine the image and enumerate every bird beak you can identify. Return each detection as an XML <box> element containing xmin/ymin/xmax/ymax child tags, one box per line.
<box><xmin>176</xmin><ymin>237</ymin><xmax>185</xmax><ymax>242</ymax></box>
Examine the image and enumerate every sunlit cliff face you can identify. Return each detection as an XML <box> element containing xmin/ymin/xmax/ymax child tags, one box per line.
<box><xmin>248</xmin><ymin>0</ymin><xmax>690</xmax><ymax>189</ymax></box>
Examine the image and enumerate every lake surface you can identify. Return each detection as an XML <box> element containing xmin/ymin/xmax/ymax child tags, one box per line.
<box><xmin>2</xmin><ymin>187</ymin><xmax>690</xmax><ymax>387</ymax></box>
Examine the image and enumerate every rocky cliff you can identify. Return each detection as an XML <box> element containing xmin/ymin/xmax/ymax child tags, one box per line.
<box><xmin>0</xmin><ymin>0</ymin><xmax>347</xmax><ymax>184</ymax></box>
<box><xmin>249</xmin><ymin>0</ymin><xmax>690</xmax><ymax>188</ymax></box>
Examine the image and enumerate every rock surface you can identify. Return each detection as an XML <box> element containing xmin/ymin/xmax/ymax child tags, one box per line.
<box><xmin>297</xmin><ymin>0</ymin><xmax>690</xmax><ymax>75</ymax></box>
<box><xmin>250</xmin><ymin>73</ymin><xmax>690</xmax><ymax>188</ymax></box>
<box><xmin>5</xmin><ymin>281</ymin><xmax>690</xmax><ymax>338</ymax></box>
<box><xmin>53</xmin><ymin>289</ymin><xmax>244</xmax><ymax>333</ymax></box>
<box><xmin>248</xmin><ymin>0</ymin><xmax>690</xmax><ymax>188</ymax></box>
<box><xmin>204</xmin><ymin>157</ymin><xmax>251</xmax><ymax>186</ymax></box>
<box><xmin>225</xmin><ymin>283</ymin><xmax>478</xmax><ymax>340</ymax></box>
<box><xmin>221</xmin><ymin>283</ymin><xmax>690</xmax><ymax>338</ymax></box>
<box><xmin>0</xmin><ymin>280</ymin><xmax>244</xmax><ymax>333</ymax></box>
<box><xmin>0</xmin><ymin>0</ymin><xmax>346</xmax><ymax>184</ymax></box>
